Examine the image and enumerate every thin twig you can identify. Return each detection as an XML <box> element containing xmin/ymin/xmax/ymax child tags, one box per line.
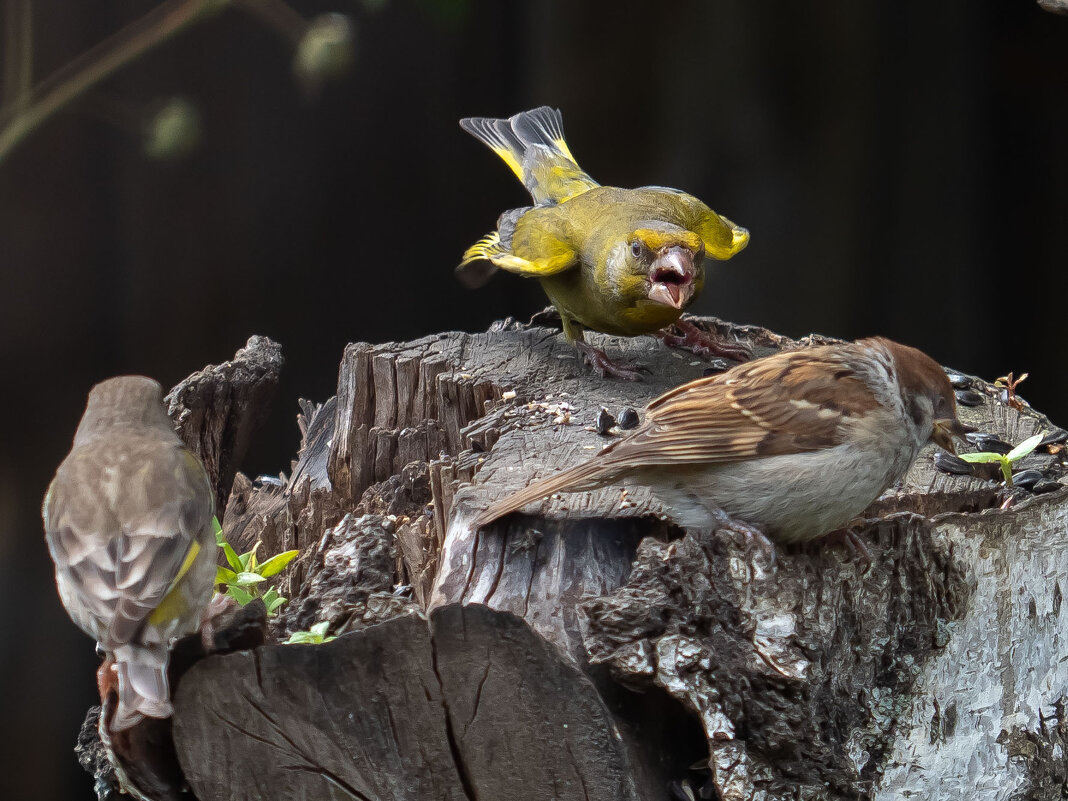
<box><xmin>0</xmin><ymin>0</ymin><xmax>223</xmax><ymax>164</ymax></box>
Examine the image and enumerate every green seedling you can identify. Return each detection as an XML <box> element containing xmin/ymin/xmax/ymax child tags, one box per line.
<box><xmin>958</xmin><ymin>432</ymin><xmax>1045</xmax><ymax>488</ymax></box>
<box><xmin>284</xmin><ymin>621</ymin><xmax>337</xmax><ymax>645</ymax></box>
<box><xmin>212</xmin><ymin>517</ymin><xmax>299</xmax><ymax>616</ymax></box>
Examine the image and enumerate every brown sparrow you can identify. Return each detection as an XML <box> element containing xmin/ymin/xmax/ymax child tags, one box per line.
<box><xmin>471</xmin><ymin>337</ymin><xmax>968</xmax><ymax>544</ymax></box>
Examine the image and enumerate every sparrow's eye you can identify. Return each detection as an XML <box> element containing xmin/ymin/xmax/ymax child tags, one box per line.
<box><xmin>630</xmin><ymin>240</ymin><xmax>643</xmax><ymax>259</ymax></box>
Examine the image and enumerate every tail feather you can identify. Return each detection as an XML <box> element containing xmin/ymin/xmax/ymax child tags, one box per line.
<box><xmin>471</xmin><ymin>458</ymin><xmax>616</xmax><ymax>529</ymax></box>
<box><xmin>111</xmin><ymin>646</ymin><xmax>172</xmax><ymax>730</ymax></box>
<box><xmin>459</xmin><ymin>106</ymin><xmax>597</xmax><ymax>205</ymax></box>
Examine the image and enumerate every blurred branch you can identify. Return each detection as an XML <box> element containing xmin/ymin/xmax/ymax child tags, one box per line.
<box><xmin>0</xmin><ymin>0</ymin><xmax>346</xmax><ymax>167</ymax></box>
<box><xmin>0</xmin><ymin>0</ymin><xmax>220</xmax><ymax>164</ymax></box>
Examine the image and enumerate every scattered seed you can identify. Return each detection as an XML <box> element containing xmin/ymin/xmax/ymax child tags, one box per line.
<box><xmin>254</xmin><ymin>474</ymin><xmax>285</xmax><ymax>489</ymax></box>
<box><xmin>946</xmin><ymin>373</ymin><xmax>973</xmax><ymax>389</ymax></box>
<box><xmin>596</xmin><ymin>407</ymin><xmax>616</xmax><ymax>435</ymax></box>
<box><xmin>1040</xmin><ymin>428</ymin><xmax>1068</xmax><ymax>448</ymax></box>
<box><xmin>965</xmin><ymin>433</ymin><xmax>1012</xmax><ymax>454</ymax></box>
<box><xmin>1032</xmin><ymin>479</ymin><xmax>1063</xmax><ymax>495</ymax></box>
<box><xmin>1011</xmin><ymin>469</ymin><xmax>1044</xmax><ymax>490</ymax></box>
<box><xmin>501</xmin><ymin>390</ymin><xmax>517</xmax><ymax>401</ymax></box>
<box><xmin>955</xmin><ymin>389</ymin><xmax>984</xmax><ymax>407</ymax></box>
<box><xmin>934</xmin><ymin>451</ymin><xmax>973</xmax><ymax>476</ymax></box>
<box><xmin>618</xmin><ymin>407</ymin><xmax>640</xmax><ymax>430</ymax></box>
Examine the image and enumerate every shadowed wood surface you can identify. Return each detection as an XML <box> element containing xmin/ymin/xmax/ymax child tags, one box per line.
<box><xmin>76</xmin><ymin>317</ymin><xmax>1068</xmax><ymax>800</ymax></box>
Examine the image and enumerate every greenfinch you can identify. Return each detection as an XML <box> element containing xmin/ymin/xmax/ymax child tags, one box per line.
<box><xmin>458</xmin><ymin>106</ymin><xmax>750</xmax><ymax>380</ymax></box>
<box><xmin>43</xmin><ymin>376</ymin><xmax>216</xmax><ymax>730</ymax></box>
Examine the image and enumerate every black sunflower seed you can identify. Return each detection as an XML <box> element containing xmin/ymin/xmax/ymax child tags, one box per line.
<box><xmin>1040</xmin><ymin>428</ymin><xmax>1068</xmax><ymax>447</ymax></box>
<box><xmin>618</xmin><ymin>407</ymin><xmax>640</xmax><ymax>430</ymax></box>
<box><xmin>965</xmin><ymin>433</ymin><xmax>1012</xmax><ymax>454</ymax></box>
<box><xmin>934</xmin><ymin>451</ymin><xmax>974</xmax><ymax>476</ymax></box>
<box><xmin>955</xmin><ymin>389</ymin><xmax>984</xmax><ymax>407</ymax></box>
<box><xmin>1032</xmin><ymin>479</ymin><xmax>1063</xmax><ymax>495</ymax></box>
<box><xmin>595</xmin><ymin>407</ymin><xmax>616</xmax><ymax>435</ymax></box>
<box><xmin>1011</xmin><ymin>469</ymin><xmax>1044</xmax><ymax>490</ymax></box>
<box><xmin>946</xmin><ymin>373</ymin><xmax>973</xmax><ymax>389</ymax></box>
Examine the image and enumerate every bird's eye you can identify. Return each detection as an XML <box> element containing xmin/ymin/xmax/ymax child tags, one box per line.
<box><xmin>630</xmin><ymin>240</ymin><xmax>643</xmax><ymax>258</ymax></box>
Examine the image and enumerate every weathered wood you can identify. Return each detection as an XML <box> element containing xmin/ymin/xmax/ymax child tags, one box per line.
<box><xmin>73</xmin><ymin>317</ymin><xmax>1068</xmax><ymax>800</ymax></box>
<box><xmin>165</xmin><ymin>335</ymin><xmax>284</xmax><ymax>515</ymax></box>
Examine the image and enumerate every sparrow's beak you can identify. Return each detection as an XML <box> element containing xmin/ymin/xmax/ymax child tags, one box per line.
<box><xmin>931</xmin><ymin>417</ymin><xmax>972</xmax><ymax>454</ymax></box>
<box><xmin>647</xmin><ymin>246</ymin><xmax>696</xmax><ymax>310</ymax></box>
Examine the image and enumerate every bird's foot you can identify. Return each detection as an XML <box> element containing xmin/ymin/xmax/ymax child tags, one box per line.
<box><xmin>200</xmin><ymin>592</ymin><xmax>239</xmax><ymax>652</ymax></box>
<box><xmin>815</xmin><ymin>522</ymin><xmax>873</xmax><ymax>574</ymax></box>
<box><xmin>660</xmin><ymin>319</ymin><xmax>752</xmax><ymax>363</ymax></box>
<box><xmin>709</xmin><ymin>509</ymin><xmax>776</xmax><ymax>569</ymax></box>
<box><xmin>96</xmin><ymin>655</ymin><xmax>118</xmax><ymax>704</ymax></box>
<box><xmin>575</xmin><ymin>341</ymin><xmax>648</xmax><ymax>381</ymax></box>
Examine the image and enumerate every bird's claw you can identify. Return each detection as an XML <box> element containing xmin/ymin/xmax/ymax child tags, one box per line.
<box><xmin>710</xmin><ymin>510</ymin><xmax>776</xmax><ymax>569</ymax></box>
<box><xmin>661</xmin><ymin>319</ymin><xmax>752</xmax><ymax>363</ymax></box>
<box><xmin>818</xmin><ymin>525</ymin><xmax>874</xmax><ymax>574</ymax></box>
<box><xmin>575</xmin><ymin>341</ymin><xmax>648</xmax><ymax>381</ymax></box>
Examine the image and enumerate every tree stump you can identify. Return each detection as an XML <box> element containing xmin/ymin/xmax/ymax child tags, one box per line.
<box><xmin>81</xmin><ymin>317</ymin><xmax>1068</xmax><ymax>800</ymax></box>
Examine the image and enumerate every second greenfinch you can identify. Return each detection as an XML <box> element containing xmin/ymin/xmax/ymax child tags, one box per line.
<box><xmin>458</xmin><ymin>106</ymin><xmax>749</xmax><ymax>379</ymax></box>
<box><xmin>43</xmin><ymin>376</ymin><xmax>216</xmax><ymax>730</ymax></box>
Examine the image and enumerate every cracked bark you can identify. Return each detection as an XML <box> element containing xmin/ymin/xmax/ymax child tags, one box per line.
<box><xmin>77</xmin><ymin>317</ymin><xmax>1068</xmax><ymax>800</ymax></box>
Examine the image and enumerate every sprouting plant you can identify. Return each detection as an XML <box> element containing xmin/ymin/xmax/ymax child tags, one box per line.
<box><xmin>212</xmin><ymin>517</ymin><xmax>299</xmax><ymax>616</ymax></box>
<box><xmin>284</xmin><ymin>621</ymin><xmax>336</xmax><ymax>645</ymax></box>
<box><xmin>958</xmin><ymin>432</ymin><xmax>1045</xmax><ymax>487</ymax></box>
<box><xmin>995</xmin><ymin>372</ymin><xmax>1029</xmax><ymax>412</ymax></box>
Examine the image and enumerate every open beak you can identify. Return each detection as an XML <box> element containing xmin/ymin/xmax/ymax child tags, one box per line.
<box><xmin>931</xmin><ymin>417</ymin><xmax>972</xmax><ymax>454</ymax></box>
<box><xmin>647</xmin><ymin>246</ymin><xmax>696</xmax><ymax>310</ymax></box>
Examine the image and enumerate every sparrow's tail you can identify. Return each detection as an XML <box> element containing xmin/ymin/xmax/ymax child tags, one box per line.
<box><xmin>470</xmin><ymin>457</ymin><xmax>619</xmax><ymax>530</ymax></box>
<box><xmin>459</xmin><ymin>106</ymin><xmax>598</xmax><ymax>205</ymax></box>
<box><xmin>111</xmin><ymin>645</ymin><xmax>172</xmax><ymax>731</ymax></box>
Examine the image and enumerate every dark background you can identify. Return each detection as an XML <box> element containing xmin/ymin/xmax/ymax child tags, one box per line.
<box><xmin>1</xmin><ymin>1</ymin><xmax>1065</xmax><ymax>798</ymax></box>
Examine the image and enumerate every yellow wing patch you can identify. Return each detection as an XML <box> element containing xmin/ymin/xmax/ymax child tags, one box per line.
<box><xmin>147</xmin><ymin>540</ymin><xmax>201</xmax><ymax>626</ymax></box>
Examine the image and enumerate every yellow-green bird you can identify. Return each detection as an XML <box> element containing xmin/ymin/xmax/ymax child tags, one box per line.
<box><xmin>458</xmin><ymin>106</ymin><xmax>750</xmax><ymax>379</ymax></box>
<box><xmin>43</xmin><ymin>376</ymin><xmax>216</xmax><ymax>730</ymax></box>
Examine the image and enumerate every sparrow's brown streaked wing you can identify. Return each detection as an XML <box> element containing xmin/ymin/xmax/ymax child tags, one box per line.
<box><xmin>596</xmin><ymin>347</ymin><xmax>880</xmax><ymax>468</ymax></box>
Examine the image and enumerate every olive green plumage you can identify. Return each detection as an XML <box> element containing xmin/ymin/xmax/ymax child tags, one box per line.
<box><xmin>43</xmin><ymin>376</ymin><xmax>216</xmax><ymax>730</ymax></box>
<box><xmin>458</xmin><ymin>106</ymin><xmax>749</xmax><ymax>345</ymax></box>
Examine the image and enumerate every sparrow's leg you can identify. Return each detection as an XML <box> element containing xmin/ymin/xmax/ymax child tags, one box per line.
<box><xmin>574</xmin><ymin>341</ymin><xmax>647</xmax><ymax>381</ymax></box>
<box><xmin>816</xmin><ymin>522</ymin><xmax>873</xmax><ymax>574</ymax></box>
<box><xmin>708</xmin><ymin>508</ymin><xmax>776</xmax><ymax>569</ymax></box>
<box><xmin>659</xmin><ymin>319</ymin><xmax>752</xmax><ymax>362</ymax></box>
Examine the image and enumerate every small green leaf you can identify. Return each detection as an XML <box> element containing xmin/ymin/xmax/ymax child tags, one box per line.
<box><xmin>220</xmin><ymin>540</ymin><xmax>243</xmax><ymax>572</ymax></box>
<box><xmin>226</xmin><ymin>584</ymin><xmax>255</xmax><ymax>606</ymax></box>
<box><xmin>234</xmin><ymin>571</ymin><xmax>267</xmax><ymax>586</ymax></box>
<box><xmin>1006</xmin><ymin>432</ymin><xmax>1045</xmax><ymax>463</ymax></box>
<box><xmin>958</xmin><ymin>451</ymin><xmax>1005</xmax><ymax>464</ymax></box>
<box><xmin>212</xmin><ymin>516</ymin><xmax>224</xmax><ymax>540</ymax></box>
<box><xmin>265</xmin><ymin>594</ymin><xmax>287</xmax><ymax>615</ymax></box>
<box><xmin>258</xmin><ymin>550</ymin><xmax>300</xmax><ymax>578</ymax></box>
<box><xmin>215</xmin><ymin>566</ymin><xmax>238</xmax><ymax>586</ymax></box>
<box><xmin>310</xmin><ymin>621</ymin><xmax>331</xmax><ymax>637</ymax></box>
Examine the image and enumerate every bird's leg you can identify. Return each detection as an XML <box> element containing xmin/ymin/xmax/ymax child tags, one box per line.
<box><xmin>815</xmin><ymin>521</ymin><xmax>873</xmax><ymax>574</ymax></box>
<box><xmin>708</xmin><ymin>508</ymin><xmax>776</xmax><ymax>569</ymax></box>
<box><xmin>659</xmin><ymin>318</ymin><xmax>752</xmax><ymax>363</ymax></box>
<box><xmin>96</xmin><ymin>654</ymin><xmax>118</xmax><ymax>704</ymax></box>
<box><xmin>574</xmin><ymin>340</ymin><xmax>647</xmax><ymax>381</ymax></box>
<box><xmin>564</xmin><ymin>318</ymin><xmax>647</xmax><ymax>381</ymax></box>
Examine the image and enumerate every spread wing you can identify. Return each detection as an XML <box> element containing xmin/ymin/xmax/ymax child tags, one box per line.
<box><xmin>596</xmin><ymin>347</ymin><xmax>878</xmax><ymax>468</ymax></box>
<box><xmin>44</xmin><ymin>442</ymin><xmax>213</xmax><ymax>647</ymax></box>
